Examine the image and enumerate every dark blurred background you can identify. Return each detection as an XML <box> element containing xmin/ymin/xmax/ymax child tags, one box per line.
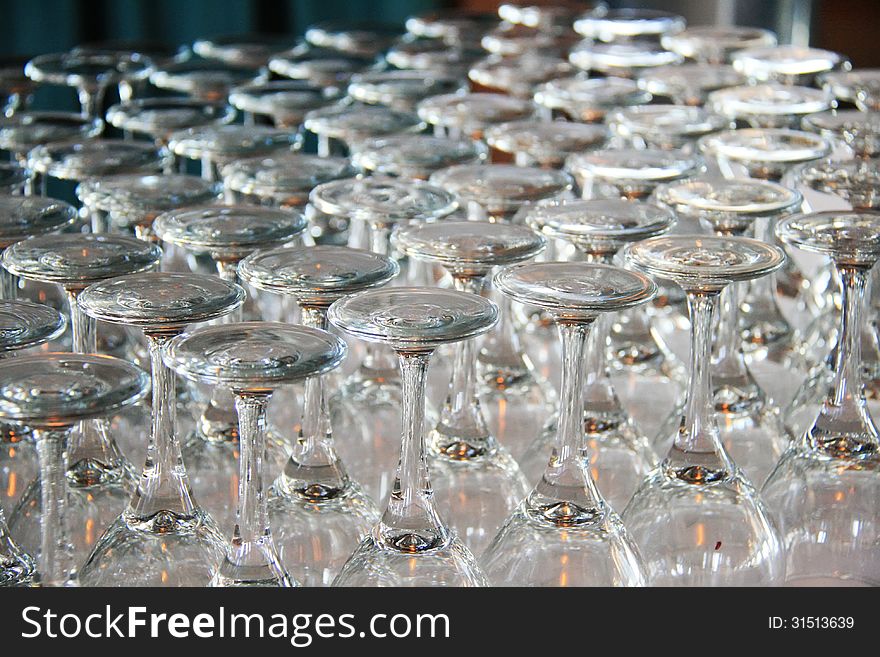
<box><xmin>0</xmin><ymin>1</ymin><xmax>878</xmax><ymax>66</ymax></box>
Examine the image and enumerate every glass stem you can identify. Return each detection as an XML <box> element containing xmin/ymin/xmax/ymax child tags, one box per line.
<box><xmin>0</xmin><ymin>268</ymin><xmax>17</xmax><ymax>300</ymax></box>
<box><xmin>229</xmin><ymin>392</ymin><xmax>280</xmax><ymax>566</ymax></box>
<box><xmin>378</xmin><ymin>350</ymin><xmax>447</xmax><ymax>552</ymax></box>
<box><xmin>66</xmin><ymin>288</ymin><xmax>129</xmax><ymax>483</ymax></box>
<box><xmin>528</xmin><ymin>321</ymin><xmax>604</xmax><ymax>520</ymax></box>
<box><xmin>34</xmin><ymin>428</ymin><xmax>72</xmax><ymax>586</ymax></box>
<box><xmin>808</xmin><ymin>264</ymin><xmax>880</xmax><ymax>454</ymax></box>
<box><xmin>281</xmin><ymin>305</ymin><xmax>350</xmax><ymax>499</ymax></box>
<box><xmin>128</xmin><ymin>333</ymin><xmax>198</xmax><ymax>522</ymax></box>
<box><xmin>666</xmin><ymin>290</ymin><xmax>732</xmax><ymax>478</ymax></box>
<box><xmin>78</xmin><ymin>86</ymin><xmax>106</xmax><ymax>119</ymax></box>
<box><xmin>433</xmin><ymin>275</ymin><xmax>493</xmax><ymax>458</ymax></box>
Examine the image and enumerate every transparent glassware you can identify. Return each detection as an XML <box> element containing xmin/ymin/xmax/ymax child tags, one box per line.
<box><xmin>228</xmin><ymin>80</ymin><xmax>340</xmax><ymax>129</ymax></box>
<box><xmin>708</xmin><ymin>83</ymin><xmax>833</xmax><ymax>129</ymax></box>
<box><xmin>635</xmin><ymin>63</ymin><xmax>745</xmax><ymax>107</ymax></box>
<box><xmin>0</xmin><ymin>353</ymin><xmax>149</xmax><ymax>586</ymax></box>
<box><xmin>0</xmin><ymin>162</ymin><xmax>29</xmax><ymax>195</ymax></box>
<box><xmin>165</xmin><ymin>322</ymin><xmax>347</xmax><ymax>587</ymax></box>
<box><xmin>802</xmin><ymin>109</ymin><xmax>880</xmax><ymax>160</ymax></box>
<box><xmin>149</xmin><ymin>59</ymin><xmax>265</xmax><ymax>102</ymax></box>
<box><xmin>0</xmin><ymin>300</ymin><xmax>66</xmax><ymax>587</ymax></box>
<box><xmin>3</xmin><ymin>234</ymin><xmax>161</xmax><ymax>572</ymax></box>
<box><xmin>654</xmin><ymin>178</ymin><xmax>801</xmax><ymax>483</ymax></box>
<box><xmin>305</xmin><ymin>21</ymin><xmax>400</xmax><ymax>58</ymax></box>
<box><xmin>329</xmin><ymin>287</ymin><xmax>497</xmax><ymax>586</ymax></box>
<box><xmin>76</xmin><ymin>271</ymin><xmax>244</xmax><ymax>586</ymax></box>
<box><xmin>468</xmin><ymin>53</ymin><xmax>574</xmax><ymax>99</ymax></box>
<box><xmin>569</xmin><ymin>41</ymin><xmax>683</xmax><ymax>79</ymax></box>
<box><xmin>309</xmin><ymin>177</ymin><xmax>458</xmax><ymax>505</ymax></box>
<box><xmin>0</xmin><ymin>111</ymin><xmax>103</xmax><ymax>171</ymax></box>
<box><xmin>498</xmin><ymin>3</ymin><xmax>581</xmax><ymax>32</ymax></box>
<box><xmin>405</xmin><ymin>8</ymin><xmax>496</xmax><ymax>44</ymax></box>
<box><xmin>573</xmin><ymin>7</ymin><xmax>686</xmax><ymax>42</ymax></box>
<box><xmin>268</xmin><ymin>46</ymin><xmax>374</xmax><ymax>90</ymax></box>
<box><xmin>347</xmin><ymin>70</ymin><xmax>467</xmax><ymax>113</ymax></box>
<box><xmin>384</xmin><ymin>37</ymin><xmax>482</xmax><ymax>76</ymax></box>
<box><xmin>429</xmin><ymin>164</ymin><xmax>571</xmax><ymax>461</ymax></box>
<box><xmin>482</xmin><ymin>262</ymin><xmax>654</xmax><ymax>586</ymax></box>
<box><xmin>25</xmin><ymin>51</ymin><xmax>152</xmax><ymax>118</ymax></box>
<box><xmin>193</xmin><ymin>34</ymin><xmax>292</xmax><ymax>70</ymax></box>
<box><xmin>533</xmin><ymin>76</ymin><xmax>651</xmax><ymax>123</ymax></box>
<box><xmin>521</xmin><ymin>200</ymin><xmax>674</xmax><ymax>505</ymax></box>
<box><xmin>0</xmin><ymin>196</ymin><xmax>76</xmax><ymax>299</ymax></box>
<box><xmin>153</xmin><ymin>204</ymin><xmax>308</xmax><ymax>529</ymax></box>
<box><xmin>607</xmin><ymin>105</ymin><xmax>732</xmax><ymax>151</ymax></box>
<box><xmin>763</xmin><ymin>210</ymin><xmax>880</xmax><ymax>585</ymax></box>
<box><xmin>351</xmin><ymin>134</ymin><xmax>487</xmax><ymax>180</ymax></box>
<box><xmin>303</xmin><ymin>104</ymin><xmax>424</xmax><ymax>157</ymax></box>
<box><xmin>393</xmin><ymin>221</ymin><xmax>543</xmax><ymax>554</ymax></box>
<box><xmin>661</xmin><ymin>26</ymin><xmax>777</xmax><ymax>65</ymax></box>
<box><xmin>27</xmin><ymin>139</ymin><xmax>167</xmax><ymax>197</ymax></box>
<box><xmin>106</xmin><ymin>97</ymin><xmax>236</xmax><ymax>155</ymax></box>
<box><xmin>416</xmin><ymin>92</ymin><xmax>536</xmax><ymax>141</ymax></box>
<box><xmin>819</xmin><ymin>69</ymin><xmax>880</xmax><ymax>112</ymax></box>
<box><xmin>0</xmin><ymin>57</ymin><xmax>35</xmax><ymax>116</ymax></box>
<box><xmin>699</xmin><ymin>128</ymin><xmax>832</xmax><ymax>372</ymax></box>
<box><xmin>238</xmin><ymin>245</ymin><xmax>398</xmax><ymax>586</ymax></box>
<box><xmin>485</xmin><ymin>120</ymin><xmax>608</xmax><ymax>169</ymax></box>
<box><xmin>623</xmin><ymin>234</ymin><xmax>786</xmax><ymax>585</ymax></box>
<box><xmin>480</xmin><ymin>21</ymin><xmax>579</xmax><ymax>58</ymax></box>
<box><xmin>732</xmin><ymin>45</ymin><xmax>850</xmax><ymax>86</ymax></box>
<box><xmin>167</xmin><ymin>125</ymin><xmax>301</xmax><ymax>182</ymax></box>
<box><xmin>76</xmin><ymin>173</ymin><xmax>222</xmax><ymax>245</ymax></box>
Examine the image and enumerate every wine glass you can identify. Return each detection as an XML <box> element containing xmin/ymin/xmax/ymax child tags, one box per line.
<box><xmin>3</xmin><ymin>234</ymin><xmax>161</xmax><ymax>572</ymax></box>
<box><xmin>481</xmin><ymin>21</ymin><xmax>578</xmax><ymax>58</ymax></box>
<box><xmin>149</xmin><ymin>59</ymin><xmax>265</xmax><ymax>102</ymax></box>
<box><xmin>0</xmin><ymin>353</ymin><xmax>149</xmax><ymax>586</ymax></box>
<box><xmin>661</xmin><ymin>26</ymin><xmax>777</xmax><ymax>64</ymax></box>
<box><xmin>329</xmin><ymin>287</ymin><xmax>497</xmax><ymax>586</ymax></box>
<box><xmin>268</xmin><ymin>46</ymin><xmax>374</xmax><ymax>90</ymax></box>
<box><xmin>0</xmin><ymin>111</ymin><xmax>103</xmax><ymax>178</ymax></box>
<box><xmin>309</xmin><ymin>177</ymin><xmax>457</xmax><ymax>505</ymax></box>
<box><xmin>607</xmin><ymin>105</ymin><xmax>732</xmax><ymax>151</ymax></box>
<box><xmin>228</xmin><ymin>80</ymin><xmax>341</xmax><ymax>129</ymax></box>
<box><xmin>763</xmin><ymin>210</ymin><xmax>880</xmax><ymax>585</ymax></box>
<box><xmin>482</xmin><ymin>261</ymin><xmax>655</xmax><ymax>586</ymax></box>
<box><xmin>193</xmin><ymin>34</ymin><xmax>291</xmax><ymax>70</ymax></box>
<box><xmin>819</xmin><ymin>69</ymin><xmax>880</xmax><ymax>112</ymax></box>
<box><xmin>76</xmin><ymin>173</ymin><xmax>222</xmax><ymax>245</ymax></box>
<box><xmin>0</xmin><ymin>57</ymin><xmax>35</xmax><ymax>117</ymax></box>
<box><xmin>416</xmin><ymin>92</ymin><xmax>536</xmax><ymax>140</ymax></box>
<box><xmin>350</xmin><ymin>134</ymin><xmax>487</xmax><ymax>180</ymax></box>
<box><xmin>573</xmin><ymin>8</ymin><xmax>686</xmax><ymax>43</ymax></box>
<box><xmin>623</xmin><ymin>234</ymin><xmax>786</xmax><ymax>585</ymax></box>
<box><xmin>635</xmin><ymin>64</ymin><xmax>745</xmax><ymax>107</ymax></box>
<box><xmin>347</xmin><ymin>70</ymin><xmax>467</xmax><ymax>113</ymax></box>
<box><xmin>732</xmin><ymin>45</ymin><xmax>850</xmax><ymax>86</ymax></box>
<box><xmin>25</xmin><ymin>51</ymin><xmax>152</xmax><ymax>118</ymax></box>
<box><xmin>568</xmin><ymin>41</ymin><xmax>683</xmax><ymax>79</ymax></box>
<box><xmin>468</xmin><ymin>53</ymin><xmax>574</xmax><ymax>99</ymax></box>
<box><xmin>533</xmin><ymin>76</ymin><xmax>651</xmax><ymax>123</ymax></box>
<box><xmin>27</xmin><ymin>139</ymin><xmax>167</xmax><ymax>198</ymax></box>
<box><xmin>0</xmin><ymin>300</ymin><xmax>66</xmax><ymax>586</ymax></box>
<box><xmin>708</xmin><ymin>83</ymin><xmax>833</xmax><ymax>129</ymax></box>
<box><xmin>405</xmin><ymin>9</ymin><xmax>496</xmax><ymax>44</ymax></box>
<box><xmin>76</xmin><ymin>271</ymin><xmax>244</xmax><ymax>586</ymax></box>
<box><xmin>164</xmin><ymin>322</ymin><xmax>347</xmax><ymax>586</ymax></box>
<box><xmin>167</xmin><ymin>125</ymin><xmax>301</xmax><ymax>182</ymax></box>
<box><xmin>304</xmin><ymin>21</ymin><xmax>400</xmax><ymax>58</ymax></box>
<box><xmin>484</xmin><ymin>120</ymin><xmax>608</xmax><ymax>169</ymax></box>
<box><xmin>802</xmin><ymin>109</ymin><xmax>880</xmax><ymax>160</ymax></box>
<box><xmin>393</xmin><ymin>221</ymin><xmax>543</xmax><ymax>553</ymax></box>
<box><xmin>0</xmin><ymin>196</ymin><xmax>76</xmax><ymax>299</ymax></box>
<box><xmin>654</xmin><ymin>178</ymin><xmax>802</xmax><ymax>483</ymax></box>
<box><xmin>520</xmin><ymin>199</ymin><xmax>676</xmax><ymax>506</ymax></box>
<box><xmin>238</xmin><ymin>245</ymin><xmax>398</xmax><ymax>586</ymax></box>
<box><xmin>429</xmin><ymin>164</ymin><xmax>571</xmax><ymax>460</ymax></box>
<box><xmin>152</xmin><ymin>204</ymin><xmax>308</xmax><ymax>529</ymax></box>
<box><xmin>303</xmin><ymin>104</ymin><xmax>424</xmax><ymax>157</ymax></box>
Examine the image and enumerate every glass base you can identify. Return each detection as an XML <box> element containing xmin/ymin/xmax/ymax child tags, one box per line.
<box><xmin>333</xmin><ymin>530</ymin><xmax>487</xmax><ymax>587</ymax></box>
<box><xmin>269</xmin><ymin>481</ymin><xmax>378</xmax><ymax>587</ymax></box>
<box><xmin>624</xmin><ymin>468</ymin><xmax>785</xmax><ymax>586</ymax></box>
<box><xmin>481</xmin><ymin>503</ymin><xmax>646</xmax><ymax>586</ymax></box>
<box><xmin>78</xmin><ymin>508</ymin><xmax>226</xmax><ymax>587</ymax></box>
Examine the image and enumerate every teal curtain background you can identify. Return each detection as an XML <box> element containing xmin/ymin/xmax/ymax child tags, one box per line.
<box><xmin>0</xmin><ymin>0</ymin><xmax>440</xmax><ymax>56</ymax></box>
